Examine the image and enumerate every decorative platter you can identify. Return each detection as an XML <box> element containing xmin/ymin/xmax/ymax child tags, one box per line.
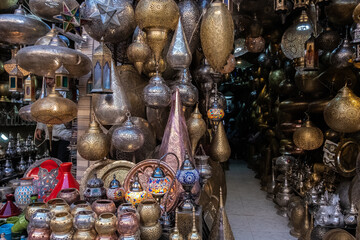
<box><xmin>97</xmin><ymin>160</ymin><xmax>135</xmax><ymax>188</ymax></box>
<box><xmin>80</xmin><ymin>159</ymin><xmax>114</xmax><ymax>195</ymax></box>
<box><xmin>123</xmin><ymin>159</ymin><xmax>179</xmax><ymax>212</ymax></box>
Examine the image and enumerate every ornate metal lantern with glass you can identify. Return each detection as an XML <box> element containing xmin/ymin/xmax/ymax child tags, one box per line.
<box><xmin>91</xmin><ymin>39</ymin><xmax>112</xmax><ymax>94</ymax></box>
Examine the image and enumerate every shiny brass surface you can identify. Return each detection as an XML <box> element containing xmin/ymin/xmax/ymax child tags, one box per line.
<box><xmin>169</xmin><ymin>209</ymin><xmax>184</xmax><ymax>240</ymax></box>
<box><xmin>17</xmin><ymin>37</ymin><xmax>91</xmax><ymax>78</ymax></box>
<box><xmin>324</xmin><ymin>86</ymin><xmax>360</xmax><ymax>133</ymax></box>
<box><xmin>19</xmin><ymin>104</ymin><xmax>35</xmax><ymax>122</ymax></box>
<box><xmin>187</xmin><ymin>104</ymin><xmax>207</xmax><ymax>156</ymax></box>
<box><xmin>95</xmin><ymin>213</ymin><xmax>117</xmax><ymax>236</ymax></box>
<box><xmin>322</xmin><ymin>228</ymin><xmax>356</xmax><ymax>240</ymax></box>
<box><xmin>170</xmin><ymin>68</ymin><xmax>198</xmax><ymax>107</ymax></box>
<box><xmin>78</xmin><ymin>120</ymin><xmax>109</xmax><ymax>161</ymax></box>
<box><xmin>325</xmin><ymin>0</ymin><xmax>360</xmax><ymax>26</ymax></box>
<box><xmin>25</xmin><ymin>202</ymin><xmax>48</xmax><ymax>221</ymax></box>
<box><xmin>279</xmin><ymin>98</ymin><xmax>309</xmax><ymax>114</ymax></box>
<box><xmin>97</xmin><ymin>160</ymin><xmax>135</xmax><ymax>188</ymax></box>
<box><xmin>289</xmin><ymin>202</ymin><xmax>305</xmax><ymax>238</ymax></box>
<box><xmin>71</xmin><ymin>204</ymin><xmax>93</xmax><ymax>217</ymax></box>
<box><xmin>143</xmin><ymin>55</ymin><xmax>167</xmax><ymax>77</ymax></box>
<box><xmin>127</xmin><ymin>32</ymin><xmax>151</xmax><ymax>75</ymax></box>
<box><xmin>187</xmin><ymin>207</ymin><xmax>201</xmax><ymax>240</ymax></box>
<box><xmin>209</xmin><ymin>188</ymin><xmax>234</xmax><ymax>240</ymax></box>
<box><xmin>49</xmin><ymin>203</ymin><xmax>71</xmax><ymax>216</ymax></box>
<box><xmin>123</xmin><ymin>159</ymin><xmax>179</xmax><ymax>212</ymax></box>
<box><xmin>117</xmin><ymin>212</ymin><xmax>140</xmax><ymax>237</ymax></box>
<box><xmin>210</xmin><ymin>122</ymin><xmax>231</xmax><ymax>163</ymax></box>
<box><xmin>166</xmin><ymin>17</ymin><xmax>192</xmax><ymax>70</ymax></box>
<box><xmin>92</xmin><ymin>61</ymin><xmax>131</xmax><ymax>126</ymax></box>
<box><xmin>50</xmin><ymin>212</ymin><xmax>73</xmax><ymax>234</ymax></box>
<box><xmin>82</xmin><ymin>0</ymin><xmax>136</xmax><ymax>43</ymax></box>
<box><xmin>35</xmin><ymin>28</ymin><xmax>67</xmax><ymax>47</ymax></box>
<box><xmin>28</xmin><ymin>228</ymin><xmax>51</xmax><ymax>240</ymax></box>
<box><xmin>335</xmin><ymin>139</ymin><xmax>359</xmax><ymax>177</ymax></box>
<box><xmin>0</xmin><ymin>7</ymin><xmax>50</xmax><ymax>45</ymax></box>
<box><xmin>29</xmin><ymin>0</ymin><xmax>78</xmax><ymax>22</ymax></box>
<box><xmin>139</xmin><ymin>222</ymin><xmax>162</xmax><ymax>240</ymax></box>
<box><xmin>293</xmin><ymin>120</ymin><xmax>324</xmax><ymax>151</ymax></box>
<box><xmin>31</xmin><ymin>87</ymin><xmax>77</xmax><ymax>125</ymax></box>
<box><xmin>138</xmin><ymin>199</ymin><xmax>161</xmax><ymax>227</ymax></box>
<box><xmin>178</xmin><ymin>0</ymin><xmax>200</xmax><ymax>53</ymax></box>
<box><xmin>200</xmin><ymin>1</ymin><xmax>234</xmax><ymax>72</ymax></box>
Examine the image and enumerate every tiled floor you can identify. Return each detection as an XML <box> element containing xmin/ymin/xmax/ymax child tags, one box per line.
<box><xmin>226</xmin><ymin>160</ymin><xmax>297</xmax><ymax>240</ymax></box>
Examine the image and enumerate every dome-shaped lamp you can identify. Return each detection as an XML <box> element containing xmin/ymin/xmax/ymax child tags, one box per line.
<box><xmin>293</xmin><ymin>116</ymin><xmax>324</xmax><ymax>151</ymax></box>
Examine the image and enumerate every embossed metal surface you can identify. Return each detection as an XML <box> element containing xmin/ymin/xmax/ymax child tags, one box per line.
<box><xmin>187</xmin><ymin>105</ymin><xmax>206</xmax><ymax>156</ymax></box>
<box><xmin>0</xmin><ymin>9</ymin><xmax>50</xmax><ymax>45</ymax></box>
<box><xmin>123</xmin><ymin>159</ymin><xmax>179</xmax><ymax>212</ymax></box>
<box><xmin>19</xmin><ymin>104</ymin><xmax>35</xmax><ymax>122</ymax></box>
<box><xmin>29</xmin><ymin>0</ymin><xmax>78</xmax><ymax>22</ymax></box>
<box><xmin>210</xmin><ymin>122</ymin><xmax>231</xmax><ymax>163</ymax></box>
<box><xmin>127</xmin><ymin>32</ymin><xmax>151</xmax><ymax>75</ymax></box>
<box><xmin>82</xmin><ymin>0</ymin><xmax>136</xmax><ymax>43</ymax></box>
<box><xmin>166</xmin><ymin>17</ymin><xmax>192</xmax><ymax>70</ymax></box>
<box><xmin>92</xmin><ymin>61</ymin><xmax>131</xmax><ymax>126</ymax></box>
<box><xmin>97</xmin><ymin>160</ymin><xmax>135</xmax><ymax>189</ymax></box>
<box><xmin>17</xmin><ymin>40</ymin><xmax>91</xmax><ymax>78</ymax></box>
<box><xmin>281</xmin><ymin>10</ymin><xmax>313</xmax><ymax>60</ymax></box>
<box><xmin>293</xmin><ymin>120</ymin><xmax>324</xmax><ymax>151</ymax></box>
<box><xmin>178</xmin><ymin>0</ymin><xmax>200</xmax><ymax>54</ymax></box>
<box><xmin>324</xmin><ymin>86</ymin><xmax>360</xmax><ymax>133</ymax></box>
<box><xmin>143</xmin><ymin>74</ymin><xmax>171</xmax><ymax>109</ymax></box>
<box><xmin>326</xmin><ymin>0</ymin><xmax>360</xmax><ymax>26</ymax></box>
<box><xmin>169</xmin><ymin>68</ymin><xmax>198</xmax><ymax>107</ymax></box>
<box><xmin>200</xmin><ymin>1</ymin><xmax>234</xmax><ymax>72</ymax></box>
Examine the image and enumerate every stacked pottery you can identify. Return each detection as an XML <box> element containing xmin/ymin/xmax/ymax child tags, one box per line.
<box><xmin>57</xmin><ymin>188</ymin><xmax>80</xmax><ymax>205</ymax></box>
<box><xmin>14</xmin><ymin>177</ymin><xmax>36</xmax><ymax>209</ymax></box>
<box><xmin>137</xmin><ymin>199</ymin><xmax>162</xmax><ymax>240</ymax></box>
<box><xmin>71</xmin><ymin>203</ymin><xmax>92</xmax><ymax>217</ymax></box>
<box><xmin>117</xmin><ymin>212</ymin><xmax>139</xmax><ymax>240</ymax></box>
<box><xmin>117</xmin><ymin>203</ymin><xmax>140</xmax><ymax>221</ymax></box>
<box><xmin>73</xmin><ymin>210</ymin><xmax>97</xmax><ymax>240</ymax></box>
<box><xmin>50</xmin><ymin>212</ymin><xmax>74</xmax><ymax>240</ymax></box>
<box><xmin>28</xmin><ymin>209</ymin><xmax>52</xmax><ymax>240</ymax></box>
<box><xmin>95</xmin><ymin>213</ymin><xmax>117</xmax><ymax>240</ymax></box>
<box><xmin>92</xmin><ymin>200</ymin><xmax>116</xmax><ymax>216</ymax></box>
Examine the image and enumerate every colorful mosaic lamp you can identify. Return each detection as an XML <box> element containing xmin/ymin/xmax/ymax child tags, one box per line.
<box><xmin>125</xmin><ymin>172</ymin><xmax>146</xmax><ymax>207</ymax></box>
<box><xmin>148</xmin><ymin>152</ymin><xmax>180</xmax><ymax>204</ymax></box>
<box><xmin>176</xmin><ymin>151</ymin><xmax>200</xmax><ymax>211</ymax></box>
<box><xmin>207</xmin><ymin>94</ymin><xmax>225</xmax><ymax>130</ymax></box>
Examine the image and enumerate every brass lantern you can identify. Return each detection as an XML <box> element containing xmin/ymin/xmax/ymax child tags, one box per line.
<box><xmin>293</xmin><ymin>0</ymin><xmax>309</xmax><ymax>9</ymax></box>
<box><xmin>91</xmin><ymin>40</ymin><xmax>113</xmax><ymax>94</ymax></box>
<box><xmin>275</xmin><ymin>0</ymin><xmax>288</xmax><ymax>12</ymax></box>
<box><xmin>23</xmin><ymin>75</ymin><xmax>36</xmax><ymax>102</ymax></box>
<box><xmin>54</xmin><ymin>64</ymin><xmax>70</xmax><ymax>91</ymax></box>
<box><xmin>4</xmin><ymin>48</ymin><xmax>30</xmax><ymax>76</ymax></box>
<box><xmin>304</xmin><ymin>33</ymin><xmax>319</xmax><ymax>70</ymax></box>
<box><xmin>9</xmin><ymin>65</ymin><xmax>24</xmax><ymax>92</ymax></box>
<box><xmin>352</xmin><ymin>23</ymin><xmax>360</xmax><ymax>68</ymax></box>
<box><xmin>293</xmin><ymin>119</ymin><xmax>324</xmax><ymax>150</ymax></box>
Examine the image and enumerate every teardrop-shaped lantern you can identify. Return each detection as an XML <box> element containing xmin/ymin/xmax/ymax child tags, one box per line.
<box><xmin>324</xmin><ymin>86</ymin><xmax>360</xmax><ymax>133</ymax></box>
<box><xmin>200</xmin><ymin>1</ymin><xmax>234</xmax><ymax>72</ymax></box>
<box><xmin>78</xmin><ymin>117</ymin><xmax>109</xmax><ymax>161</ymax></box>
<box><xmin>178</xmin><ymin>0</ymin><xmax>200</xmax><ymax>54</ymax></box>
<box><xmin>187</xmin><ymin>104</ymin><xmax>207</xmax><ymax>156</ymax></box>
<box><xmin>293</xmin><ymin>119</ymin><xmax>324</xmax><ymax>150</ymax></box>
<box><xmin>127</xmin><ymin>29</ymin><xmax>151</xmax><ymax>74</ymax></box>
<box><xmin>166</xmin><ymin>17</ymin><xmax>192</xmax><ymax>70</ymax></box>
<box><xmin>143</xmin><ymin>74</ymin><xmax>171</xmax><ymax>109</ymax></box>
<box><xmin>210</xmin><ymin>122</ymin><xmax>231</xmax><ymax>163</ymax></box>
<box><xmin>159</xmin><ymin>89</ymin><xmax>192</xmax><ymax>171</ymax></box>
<box><xmin>170</xmin><ymin>68</ymin><xmax>198</xmax><ymax>107</ymax></box>
<box><xmin>111</xmin><ymin>113</ymin><xmax>145</xmax><ymax>153</ymax></box>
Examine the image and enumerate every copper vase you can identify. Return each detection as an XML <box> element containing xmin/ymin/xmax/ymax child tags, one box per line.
<box><xmin>117</xmin><ymin>212</ymin><xmax>140</xmax><ymax>237</ymax></box>
<box><xmin>57</xmin><ymin>188</ymin><xmax>80</xmax><ymax>205</ymax></box>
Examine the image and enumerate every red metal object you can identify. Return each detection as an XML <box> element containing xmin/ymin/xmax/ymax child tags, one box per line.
<box><xmin>0</xmin><ymin>194</ymin><xmax>21</xmax><ymax>218</ymax></box>
<box><xmin>45</xmin><ymin>162</ymin><xmax>79</xmax><ymax>202</ymax></box>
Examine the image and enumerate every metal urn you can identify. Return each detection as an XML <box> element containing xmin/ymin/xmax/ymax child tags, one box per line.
<box><xmin>293</xmin><ymin>119</ymin><xmax>324</xmax><ymax>151</ymax></box>
<box><xmin>143</xmin><ymin>74</ymin><xmax>171</xmax><ymax>109</ymax></box>
<box><xmin>200</xmin><ymin>0</ymin><xmax>234</xmax><ymax>72</ymax></box>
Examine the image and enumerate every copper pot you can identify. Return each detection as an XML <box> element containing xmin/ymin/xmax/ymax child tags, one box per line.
<box><xmin>57</xmin><ymin>188</ymin><xmax>80</xmax><ymax>205</ymax></box>
<box><xmin>117</xmin><ymin>203</ymin><xmax>140</xmax><ymax>220</ymax></box>
<box><xmin>137</xmin><ymin>199</ymin><xmax>161</xmax><ymax>227</ymax></box>
<box><xmin>92</xmin><ymin>200</ymin><xmax>116</xmax><ymax>216</ymax></box>
<box><xmin>117</xmin><ymin>212</ymin><xmax>139</xmax><ymax>237</ymax></box>
<box><xmin>28</xmin><ymin>228</ymin><xmax>51</xmax><ymax>240</ymax></box>
<box><xmin>70</xmin><ymin>201</ymin><xmax>90</xmax><ymax>211</ymax></box>
<box><xmin>47</xmin><ymin>198</ymin><xmax>66</xmax><ymax>206</ymax></box>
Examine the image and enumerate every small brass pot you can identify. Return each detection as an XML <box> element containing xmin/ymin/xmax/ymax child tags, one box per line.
<box><xmin>74</xmin><ymin>210</ymin><xmax>96</xmax><ymax>230</ymax></box>
<box><xmin>28</xmin><ymin>228</ymin><xmax>51</xmax><ymax>240</ymax></box>
<box><xmin>49</xmin><ymin>202</ymin><xmax>71</xmax><ymax>216</ymax></box>
<box><xmin>71</xmin><ymin>204</ymin><xmax>92</xmax><ymax>216</ymax></box>
<box><xmin>92</xmin><ymin>199</ymin><xmax>116</xmax><ymax>216</ymax></box>
<box><xmin>50</xmin><ymin>212</ymin><xmax>73</xmax><ymax>234</ymax></box>
<box><xmin>140</xmin><ymin>222</ymin><xmax>162</xmax><ymax>240</ymax></box>
<box><xmin>137</xmin><ymin>199</ymin><xmax>161</xmax><ymax>227</ymax></box>
<box><xmin>95</xmin><ymin>213</ymin><xmax>117</xmax><ymax>235</ymax></box>
<box><xmin>57</xmin><ymin>188</ymin><xmax>80</xmax><ymax>205</ymax></box>
<box><xmin>29</xmin><ymin>209</ymin><xmax>51</xmax><ymax>229</ymax></box>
